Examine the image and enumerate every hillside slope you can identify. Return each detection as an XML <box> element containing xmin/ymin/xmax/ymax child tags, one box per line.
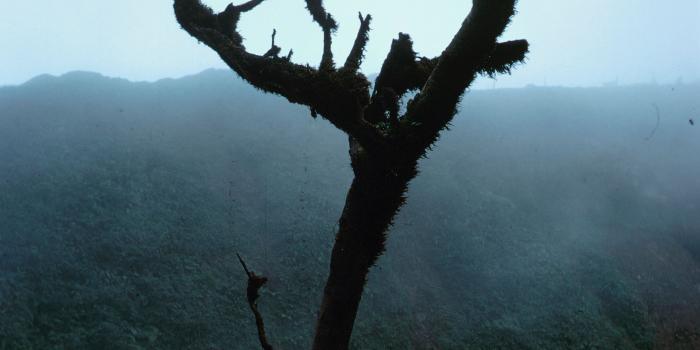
<box><xmin>0</xmin><ymin>71</ymin><xmax>699</xmax><ymax>349</ymax></box>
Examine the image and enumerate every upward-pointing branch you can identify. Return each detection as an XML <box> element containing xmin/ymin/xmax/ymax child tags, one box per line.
<box><xmin>263</xmin><ymin>29</ymin><xmax>282</xmax><ymax>58</ymax></box>
<box><xmin>305</xmin><ymin>0</ymin><xmax>337</xmax><ymax>71</ymax></box>
<box><xmin>403</xmin><ymin>0</ymin><xmax>526</xmax><ymax>155</ymax></box>
<box><xmin>372</xmin><ymin>36</ymin><xmax>527</xmax><ymax>103</ymax></box>
<box><xmin>366</xmin><ymin>32</ymin><xmax>526</xmax><ymax>128</ymax></box>
<box><xmin>343</xmin><ymin>13</ymin><xmax>372</xmax><ymax>73</ymax></box>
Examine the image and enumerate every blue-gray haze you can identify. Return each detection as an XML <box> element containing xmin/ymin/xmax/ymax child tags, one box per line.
<box><xmin>1</xmin><ymin>0</ymin><xmax>699</xmax><ymax>87</ymax></box>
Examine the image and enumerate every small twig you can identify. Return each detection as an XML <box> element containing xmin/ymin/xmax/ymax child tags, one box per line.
<box><xmin>645</xmin><ymin>103</ymin><xmax>661</xmax><ymax>141</ymax></box>
<box><xmin>263</xmin><ymin>29</ymin><xmax>282</xmax><ymax>58</ymax></box>
<box><xmin>237</xmin><ymin>253</ymin><xmax>274</xmax><ymax>350</ymax></box>
<box><xmin>237</xmin><ymin>252</ymin><xmax>252</xmax><ymax>278</ymax></box>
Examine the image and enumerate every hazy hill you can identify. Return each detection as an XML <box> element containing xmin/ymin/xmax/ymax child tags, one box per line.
<box><xmin>1</xmin><ymin>70</ymin><xmax>699</xmax><ymax>349</ymax></box>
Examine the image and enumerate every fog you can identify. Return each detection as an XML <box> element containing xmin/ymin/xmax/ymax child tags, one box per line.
<box><xmin>1</xmin><ymin>0</ymin><xmax>699</xmax><ymax>87</ymax></box>
<box><xmin>1</xmin><ymin>70</ymin><xmax>698</xmax><ymax>348</ymax></box>
<box><xmin>1</xmin><ymin>1</ymin><xmax>699</xmax><ymax>349</ymax></box>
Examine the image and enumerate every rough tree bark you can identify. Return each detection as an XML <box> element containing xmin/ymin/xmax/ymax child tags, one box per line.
<box><xmin>172</xmin><ymin>1</ymin><xmax>528</xmax><ymax>348</ymax></box>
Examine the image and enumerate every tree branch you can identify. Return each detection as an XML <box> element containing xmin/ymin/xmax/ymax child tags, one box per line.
<box><xmin>214</xmin><ymin>1</ymin><xmax>264</xmax><ymax>46</ymax></box>
<box><xmin>402</xmin><ymin>0</ymin><xmax>525</xmax><ymax>154</ymax></box>
<box><xmin>236</xmin><ymin>0</ymin><xmax>265</xmax><ymax>12</ymax></box>
<box><xmin>373</xmin><ymin>34</ymin><xmax>421</xmax><ymax>98</ymax></box>
<box><xmin>363</xmin><ymin>34</ymin><xmax>424</xmax><ymax>125</ymax></box>
<box><xmin>173</xmin><ymin>0</ymin><xmax>385</xmax><ymax>150</ymax></box>
<box><xmin>480</xmin><ymin>39</ymin><xmax>529</xmax><ymax>77</ymax></box>
<box><xmin>343</xmin><ymin>13</ymin><xmax>372</xmax><ymax>73</ymax></box>
<box><xmin>371</xmin><ymin>36</ymin><xmax>527</xmax><ymax>105</ymax></box>
<box><xmin>305</xmin><ymin>0</ymin><xmax>337</xmax><ymax>71</ymax></box>
<box><xmin>237</xmin><ymin>253</ymin><xmax>274</xmax><ymax>350</ymax></box>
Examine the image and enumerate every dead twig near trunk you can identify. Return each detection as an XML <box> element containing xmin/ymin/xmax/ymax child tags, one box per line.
<box><xmin>237</xmin><ymin>253</ymin><xmax>273</xmax><ymax>350</ymax></box>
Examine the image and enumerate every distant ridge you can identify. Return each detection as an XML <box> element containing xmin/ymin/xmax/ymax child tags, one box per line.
<box><xmin>22</xmin><ymin>71</ymin><xmax>128</xmax><ymax>86</ymax></box>
<box><xmin>6</xmin><ymin>69</ymin><xmax>699</xmax><ymax>92</ymax></box>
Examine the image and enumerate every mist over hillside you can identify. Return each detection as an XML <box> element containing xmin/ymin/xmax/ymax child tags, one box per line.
<box><xmin>0</xmin><ymin>70</ymin><xmax>699</xmax><ymax>349</ymax></box>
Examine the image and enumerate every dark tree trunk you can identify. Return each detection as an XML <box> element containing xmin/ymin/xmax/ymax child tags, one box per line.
<box><xmin>313</xmin><ymin>151</ymin><xmax>416</xmax><ymax>350</ymax></box>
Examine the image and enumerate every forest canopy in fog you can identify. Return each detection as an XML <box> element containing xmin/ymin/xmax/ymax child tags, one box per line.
<box><xmin>0</xmin><ymin>70</ymin><xmax>698</xmax><ymax>349</ymax></box>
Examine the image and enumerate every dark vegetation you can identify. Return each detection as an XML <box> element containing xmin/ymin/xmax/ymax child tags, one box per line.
<box><xmin>0</xmin><ymin>71</ymin><xmax>699</xmax><ymax>349</ymax></box>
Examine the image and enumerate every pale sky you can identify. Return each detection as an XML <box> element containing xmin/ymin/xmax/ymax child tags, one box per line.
<box><xmin>1</xmin><ymin>0</ymin><xmax>699</xmax><ymax>88</ymax></box>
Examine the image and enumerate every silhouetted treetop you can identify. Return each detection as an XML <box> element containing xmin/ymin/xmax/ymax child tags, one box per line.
<box><xmin>173</xmin><ymin>0</ymin><xmax>527</xmax><ymax>156</ymax></box>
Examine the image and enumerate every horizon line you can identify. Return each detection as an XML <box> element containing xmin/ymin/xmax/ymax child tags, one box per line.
<box><xmin>3</xmin><ymin>69</ymin><xmax>698</xmax><ymax>91</ymax></box>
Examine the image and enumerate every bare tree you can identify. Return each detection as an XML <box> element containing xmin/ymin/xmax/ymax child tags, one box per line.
<box><xmin>173</xmin><ymin>0</ymin><xmax>528</xmax><ymax>348</ymax></box>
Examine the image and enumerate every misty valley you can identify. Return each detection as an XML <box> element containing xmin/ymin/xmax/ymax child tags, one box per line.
<box><xmin>0</xmin><ymin>70</ymin><xmax>699</xmax><ymax>349</ymax></box>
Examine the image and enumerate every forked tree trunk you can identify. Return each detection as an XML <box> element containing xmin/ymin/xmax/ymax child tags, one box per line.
<box><xmin>172</xmin><ymin>1</ymin><xmax>527</xmax><ymax>348</ymax></box>
<box><xmin>313</xmin><ymin>157</ymin><xmax>415</xmax><ymax>350</ymax></box>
